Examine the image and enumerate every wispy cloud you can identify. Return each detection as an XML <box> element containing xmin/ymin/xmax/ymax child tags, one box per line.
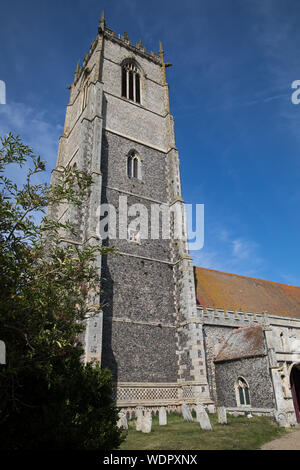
<box><xmin>191</xmin><ymin>224</ymin><xmax>264</xmax><ymax>278</ymax></box>
<box><xmin>245</xmin><ymin>0</ymin><xmax>300</xmax><ymax>146</ymax></box>
<box><xmin>0</xmin><ymin>101</ymin><xmax>62</xmax><ymax>184</ymax></box>
<box><xmin>209</xmin><ymin>90</ymin><xmax>289</xmax><ymax>112</ymax></box>
<box><xmin>232</xmin><ymin>238</ymin><xmax>260</xmax><ymax>261</ymax></box>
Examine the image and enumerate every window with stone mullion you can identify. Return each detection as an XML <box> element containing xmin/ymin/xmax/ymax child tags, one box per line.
<box><xmin>121</xmin><ymin>63</ymin><xmax>141</xmax><ymax>104</ymax></box>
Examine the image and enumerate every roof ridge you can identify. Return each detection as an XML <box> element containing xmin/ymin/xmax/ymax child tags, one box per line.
<box><xmin>233</xmin><ymin>324</ymin><xmax>263</xmax><ymax>333</ymax></box>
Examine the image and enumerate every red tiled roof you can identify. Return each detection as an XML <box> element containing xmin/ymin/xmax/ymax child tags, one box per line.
<box><xmin>214</xmin><ymin>325</ymin><xmax>265</xmax><ymax>362</ymax></box>
<box><xmin>194</xmin><ymin>267</ymin><xmax>300</xmax><ymax>319</ymax></box>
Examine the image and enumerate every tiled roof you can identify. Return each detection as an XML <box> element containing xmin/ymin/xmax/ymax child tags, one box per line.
<box><xmin>215</xmin><ymin>325</ymin><xmax>265</xmax><ymax>362</ymax></box>
<box><xmin>194</xmin><ymin>267</ymin><xmax>300</xmax><ymax>319</ymax></box>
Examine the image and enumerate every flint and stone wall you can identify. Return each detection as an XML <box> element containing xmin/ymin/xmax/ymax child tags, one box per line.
<box><xmin>100</xmin><ymin>125</ymin><xmax>178</xmax><ymax>384</ymax></box>
<box><xmin>98</xmin><ymin>28</ymin><xmax>211</xmax><ymax>405</ymax></box>
<box><xmin>215</xmin><ymin>356</ymin><xmax>275</xmax><ymax>409</ymax></box>
<box><xmin>203</xmin><ymin>325</ymin><xmax>234</xmax><ymax>402</ymax></box>
<box><xmin>51</xmin><ymin>20</ymin><xmax>213</xmax><ymax>407</ymax></box>
<box><xmin>101</xmin><ymin>252</ymin><xmax>178</xmax><ymax>383</ymax></box>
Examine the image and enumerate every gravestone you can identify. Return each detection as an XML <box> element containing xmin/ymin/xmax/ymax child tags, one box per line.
<box><xmin>141</xmin><ymin>411</ymin><xmax>152</xmax><ymax>433</ymax></box>
<box><xmin>196</xmin><ymin>404</ymin><xmax>212</xmax><ymax>430</ymax></box>
<box><xmin>181</xmin><ymin>404</ymin><xmax>193</xmax><ymax>422</ymax></box>
<box><xmin>275</xmin><ymin>411</ymin><xmax>289</xmax><ymax>428</ymax></box>
<box><xmin>207</xmin><ymin>404</ymin><xmax>216</xmax><ymax>414</ymax></box>
<box><xmin>136</xmin><ymin>408</ymin><xmax>143</xmax><ymax>431</ymax></box>
<box><xmin>217</xmin><ymin>406</ymin><xmax>227</xmax><ymax>424</ymax></box>
<box><xmin>0</xmin><ymin>340</ymin><xmax>5</xmax><ymax>365</ymax></box>
<box><xmin>159</xmin><ymin>407</ymin><xmax>167</xmax><ymax>426</ymax></box>
<box><xmin>196</xmin><ymin>403</ymin><xmax>206</xmax><ymax>422</ymax></box>
<box><xmin>117</xmin><ymin>411</ymin><xmax>128</xmax><ymax>430</ymax></box>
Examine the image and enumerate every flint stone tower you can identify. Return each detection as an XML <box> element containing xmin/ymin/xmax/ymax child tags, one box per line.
<box><xmin>50</xmin><ymin>13</ymin><xmax>211</xmax><ymax>410</ymax></box>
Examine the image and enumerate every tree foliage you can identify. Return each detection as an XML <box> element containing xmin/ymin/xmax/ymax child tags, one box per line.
<box><xmin>0</xmin><ymin>133</ymin><xmax>123</xmax><ymax>450</ymax></box>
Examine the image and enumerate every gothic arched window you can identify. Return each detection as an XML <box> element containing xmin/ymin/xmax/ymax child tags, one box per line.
<box><xmin>127</xmin><ymin>151</ymin><xmax>141</xmax><ymax>179</ymax></box>
<box><xmin>121</xmin><ymin>61</ymin><xmax>141</xmax><ymax>104</ymax></box>
<box><xmin>235</xmin><ymin>377</ymin><xmax>251</xmax><ymax>406</ymax></box>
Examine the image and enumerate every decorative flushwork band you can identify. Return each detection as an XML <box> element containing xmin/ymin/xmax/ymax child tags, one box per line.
<box><xmin>115</xmin><ymin>382</ymin><xmax>212</xmax><ymax>407</ymax></box>
<box><xmin>115</xmin><ymin>383</ymin><xmax>178</xmax><ymax>406</ymax></box>
<box><xmin>181</xmin><ymin>385</ymin><xmax>194</xmax><ymax>400</ymax></box>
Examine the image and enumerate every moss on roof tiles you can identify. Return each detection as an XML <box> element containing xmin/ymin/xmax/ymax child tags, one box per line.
<box><xmin>215</xmin><ymin>325</ymin><xmax>265</xmax><ymax>362</ymax></box>
<box><xmin>194</xmin><ymin>267</ymin><xmax>300</xmax><ymax>319</ymax></box>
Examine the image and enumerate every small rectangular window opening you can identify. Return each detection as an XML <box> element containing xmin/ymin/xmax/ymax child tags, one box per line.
<box><xmin>135</xmin><ymin>75</ymin><xmax>140</xmax><ymax>103</ymax></box>
<box><xmin>129</xmin><ymin>71</ymin><xmax>134</xmax><ymax>100</ymax></box>
<box><xmin>122</xmin><ymin>68</ymin><xmax>126</xmax><ymax>98</ymax></box>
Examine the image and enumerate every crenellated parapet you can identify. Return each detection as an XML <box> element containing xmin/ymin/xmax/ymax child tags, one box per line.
<box><xmin>72</xmin><ymin>38</ymin><xmax>98</xmax><ymax>87</ymax></box>
<box><xmin>197</xmin><ymin>307</ymin><xmax>267</xmax><ymax>328</ymax></box>
<box><xmin>98</xmin><ymin>11</ymin><xmax>161</xmax><ymax>65</ymax></box>
<box><xmin>197</xmin><ymin>306</ymin><xmax>300</xmax><ymax>330</ymax></box>
<box><xmin>72</xmin><ymin>11</ymin><xmax>162</xmax><ymax>89</ymax></box>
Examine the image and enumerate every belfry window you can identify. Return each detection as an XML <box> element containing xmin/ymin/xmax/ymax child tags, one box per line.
<box><xmin>236</xmin><ymin>377</ymin><xmax>251</xmax><ymax>406</ymax></box>
<box><xmin>121</xmin><ymin>62</ymin><xmax>141</xmax><ymax>104</ymax></box>
<box><xmin>127</xmin><ymin>151</ymin><xmax>141</xmax><ymax>179</ymax></box>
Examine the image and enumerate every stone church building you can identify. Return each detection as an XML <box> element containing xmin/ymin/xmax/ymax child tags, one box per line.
<box><xmin>49</xmin><ymin>13</ymin><xmax>300</xmax><ymax>426</ymax></box>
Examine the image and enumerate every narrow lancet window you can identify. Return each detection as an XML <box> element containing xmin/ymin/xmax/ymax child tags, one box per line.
<box><xmin>122</xmin><ymin>67</ymin><xmax>127</xmax><ymax>98</ymax></box>
<box><xmin>236</xmin><ymin>377</ymin><xmax>251</xmax><ymax>406</ymax></box>
<box><xmin>133</xmin><ymin>157</ymin><xmax>138</xmax><ymax>178</ymax></box>
<box><xmin>135</xmin><ymin>74</ymin><xmax>140</xmax><ymax>103</ymax></box>
<box><xmin>129</xmin><ymin>71</ymin><xmax>134</xmax><ymax>100</ymax></box>
<box><xmin>127</xmin><ymin>155</ymin><xmax>132</xmax><ymax>178</ymax></box>
<box><xmin>127</xmin><ymin>151</ymin><xmax>141</xmax><ymax>179</ymax></box>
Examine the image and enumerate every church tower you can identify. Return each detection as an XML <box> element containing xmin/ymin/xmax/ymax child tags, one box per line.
<box><xmin>50</xmin><ymin>13</ymin><xmax>212</xmax><ymax>411</ymax></box>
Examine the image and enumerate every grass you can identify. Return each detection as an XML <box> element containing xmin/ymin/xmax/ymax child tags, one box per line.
<box><xmin>119</xmin><ymin>412</ymin><xmax>292</xmax><ymax>450</ymax></box>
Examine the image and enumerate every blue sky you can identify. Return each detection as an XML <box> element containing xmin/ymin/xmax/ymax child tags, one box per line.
<box><xmin>1</xmin><ymin>0</ymin><xmax>300</xmax><ymax>285</ymax></box>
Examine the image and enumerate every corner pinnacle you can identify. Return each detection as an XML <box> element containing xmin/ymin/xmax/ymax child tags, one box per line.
<box><xmin>99</xmin><ymin>10</ymin><xmax>106</xmax><ymax>31</ymax></box>
<box><xmin>74</xmin><ymin>61</ymin><xmax>80</xmax><ymax>81</ymax></box>
<box><xmin>159</xmin><ymin>41</ymin><xmax>166</xmax><ymax>84</ymax></box>
<box><xmin>159</xmin><ymin>41</ymin><xmax>164</xmax><ymax>63</ymax></box>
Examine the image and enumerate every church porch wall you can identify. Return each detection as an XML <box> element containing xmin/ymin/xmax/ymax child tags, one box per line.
<box><xmin>203</xmin><ymin>324</ymin><xmax>237</xmax><ymax>402</ymax></box>
<box><xmin>264</xmin><ymin>324</ymin><xmax>300</xmax><ymax>356</ymax></box>
<box><xmin>215</xmin><ymin>356</ymin><xmax>275</xmax><ymax>409</ymax></box>
<box><xmin>263</xmin><ymin>325</ymin><xmax>300</xmax><ymax>422</ymax></box>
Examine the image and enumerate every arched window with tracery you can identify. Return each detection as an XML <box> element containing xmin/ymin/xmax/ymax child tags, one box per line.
<box><xmin>235</xmin><ymin>377</ymin><xmax>251</xmax><ymax>406</ymax></box>
<box><xmin>127</xmin><ymin>151</ymin><xmax>141</xmax><ymax>179</ymax></box>
<box><xmin>122</xmin><ymin>61</ymin><xmax>141</xmax><ymax>104</ymax></box>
